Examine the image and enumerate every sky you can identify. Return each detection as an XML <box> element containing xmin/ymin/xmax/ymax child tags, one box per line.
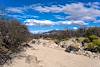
<box><xmin>0</xmin><ymin>0</ymin><xmax>100</xmax><ymax>33</ymax></box>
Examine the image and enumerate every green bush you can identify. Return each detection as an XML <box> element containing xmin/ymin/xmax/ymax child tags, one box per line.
<box><xmin>78</xmin><ymin>37</ymin><xmax>85</xmax><ymax>42</ymax></box>
<box><xmin>86</xmin><ymin>39</ymin><xmax>100</xmax><ymax>52</ymax></box>
<box><xmin>83</xmin><ymin>38</ymin><xmax>90</xmax><ymax>43</ymax></box>
<box><xmin>54</xmin><ymin>38</ymin><xmax>68</xmax><ymax>44</ymax></box>
<box><xmin>87</xmin><ymin>43</ymin><xmax>95</xmax><ymax>49</ymax></box>
<box><xmin>92</xmin><ymin>39</ymin><xmax>100</xmax><ymax>47</ymax></box>
<box><xmin>88</xmin><ymin>35</ymin><xmax>98</xmax><ymax>42</ymax></box>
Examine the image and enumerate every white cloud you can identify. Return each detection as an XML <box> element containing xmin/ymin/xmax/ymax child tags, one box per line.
<box><xmin>60</xmin><ymin>20</ymin><xmax>88</xmax><ymax>26</ymax></box>
<box><xmin>24</xmin><ymin>19</ymin><xmax>87</xmax><ymax>26</ymax></box>
<box><xmin>33</xmin><ymin>3</ymin><xmax>100</xmax><ymax>22</ymax></box>
<box><xmin>5</xmin><ymin>2</ymin><xmax>100</xmax><ymax>25</ymax></box>
<box><xmin>95</xmin><ymin>20</ymin><xmax>100</xmax><ymax>23</ymax></box>
<box><xmin>24</xmin><ymin>19</ymin><xmax>55</xmax><ymax>26</ymax></box>
<box><xmin>87</xmin><ymin>2</ymin><xmax>100</xmax><ymax>9</ymax></box>
<box><xmin>54</xmin><ymin>15</ymin><xmax>65</xmax><ymax>20</ymax></box>
<box><xmin>5</xmin><ymin>7</ymin><xmax>24</xmax><ymax>13</ymax></box>
<box><xmin>81</xmin><ymin>16</ymin><xmax>96</xmax><ymax>22</ymax></box>
<box><xmin>33</xmin><ymin>5</ymin><xmax>62</xmax><ymax>13</ymax></box>
<box><xmin>7</xmin><ymin>14</ymin><xmax>39</xmax><ymax>19</ymax></box>
<box><xmin>72</xmin><ymin>20</ymin><xmax>88</xmax><ymax>26</ymax></box>
<box><xmin>30</xmin><ymin>30</ymin><xmax>50</xmax><ymax>34</ymax></box>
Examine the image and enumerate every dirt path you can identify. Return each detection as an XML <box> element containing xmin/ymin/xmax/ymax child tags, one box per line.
<box><xmin>4</xmin><ymin>43</ymin><xmax>100</xmax><ymax>67</ymax></box>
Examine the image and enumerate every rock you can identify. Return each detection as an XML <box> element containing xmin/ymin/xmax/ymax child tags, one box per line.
<box><xmin>75</xmin><ymin>49</ymin><xmax>100</xmax><ymax>59</ymax></box>
<box><xmin>76</xmin><ymin>49</ymin><xmax>85</xmax><ymax>55</ymax></box>
<box><xmin>30</xmin><ymin>39</ymin><xmax>100</xmax><ymax>59</ymax></box>
<box><xmin>60</xmin><ymin>45</ymin><xmax>67</xmax><ymax>48</ymax></box>
<box><xmin>30</xmin><ymin>39</ymin><xmax>59</xmax><ymax>48</ymax></box>
<box><xmin>22</xmin><ymin>43</ymin><xmax>32</xmax><ymax>48</ymax></box>
<box><xmin>65</xmin><ymin>46</ymin><xmax>79</xmax><ymax>53</ymax></box>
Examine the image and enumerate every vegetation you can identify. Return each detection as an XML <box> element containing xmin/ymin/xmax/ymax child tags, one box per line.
<box><xmin>33</xmin><ymin>27</ymin><xmax>100</xmax><ymax>41</ymax></box>
<box><xmin>33</xmin><ymin>27</ymin><xmax>100</xmax><ymax>53</ymax></box>
<box><xmin>88</xmin><ymin>35</ymin><xmax>98</xmax><ymax>42</ymax></box>
<box><xmin>83</xmin><ymin>35</ymin><xmax>100</xmax><ymax>52</ymax></box>
<box><xmin>0</xmin><ymin>19</ymin><xmax>32</xmax><ymax>65</ymax></box>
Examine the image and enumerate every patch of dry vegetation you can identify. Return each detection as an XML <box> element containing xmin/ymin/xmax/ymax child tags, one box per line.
<box><xmin>0</xmin><ymin>19</ymin><xmax>32</xmax><ymax>65</ymax></box>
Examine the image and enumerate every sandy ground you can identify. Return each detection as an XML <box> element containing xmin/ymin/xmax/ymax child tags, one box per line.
<box><xmin>3</xmin><ymin>43</ymin><xmax>100</xmax><ymax>67</ymax></box>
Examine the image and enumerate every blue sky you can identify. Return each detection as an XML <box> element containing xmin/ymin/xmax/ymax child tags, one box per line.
<box><xmin>0</xmin><ymin>0</ymin><xmax>100</xmax><ymax>33</ymax></box>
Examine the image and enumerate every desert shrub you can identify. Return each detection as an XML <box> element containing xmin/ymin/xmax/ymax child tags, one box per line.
<box><xmin>88</xmin><ymin>35</ymin><xmax>98</xmax><ymax>42</ymax></box>
<box><xmin>92</xmin><ymin>39</ymin><xmax>100</xmax><ymax>47</ymax></box>
<box><xmin>0</xmin><ymin>19</ymin><xmax>32</xmax><ymax>65</ymax></box>
<box><xmin>85</xmin><ymin>27</ymin><xmax>100</xmax><ymax>37</ymax></box>
<box><xmin>87</xmin><ymin>43</ymin><xmax>95</xmax><ymax>49</ymax></box>
<box><xmin>54</xmin><ymin>38</ymin><xmax>68</xmax><ymax>44</ymax></box>
<box><xmin>77</xmin><ymin>37</ymin><xmax>85</xmax><ymax>42</ymax></box>
<box><xmin>83</xmin><ymin>38</ymin><xmax>90</xmax><ymax>43</ymax></box>
<box><xmin>85</xmin><ymin>39</ymin><xmax>100</xmax><ymax>52</ymax></box>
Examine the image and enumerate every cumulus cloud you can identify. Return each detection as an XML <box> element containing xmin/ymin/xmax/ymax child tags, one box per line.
<box><xmin>30</xmin><ymin>30</ymin><xmax>52</xmax><ymax>34</ymax></box>
<box><xmin>4</xmin><ymin>2</ymin><xmax>100</xmax><ymax>26</ymax></box>
<box><xmin>24</xmin><ymin>19</ymin><xmax>87</xmax><ymax>26</ymax></box>
<box><xmin>24</xmin><ymin>19</ymin><xmax>55</xmax><ymax>26</ymax></box>
<box><xmin>87</xmin><ymin>2</ymin><xmax>100</xmax><ymax>9</ymax></box>
<box><xmin>33</xmin><ymin>3</ymin><xmax>100</xmax><ymax>22</ymax></box>
<box><xmin>81</xmin><ymin>16</ymin><xmax>96</xmax><ymax>22</ymax></box>
<box><xmin>33</xmin><ymin>5</ymin><xmax>62</xmax><ymax>13</ymax></box>
<box><xmin>5</xmin><ymin>7</ymin><xmax>24</xmax><ymax>13</ymax></box>
<box><xmin>60</xmin><ymin>20</ymin><xmax>88</xmax><ymax>26</ymax></box>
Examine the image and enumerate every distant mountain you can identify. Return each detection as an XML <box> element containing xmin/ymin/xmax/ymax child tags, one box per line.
<box><xmin>33</xmin><ymin>27</ymin><xmax>100</xmax><ymax>39</ymax></box>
